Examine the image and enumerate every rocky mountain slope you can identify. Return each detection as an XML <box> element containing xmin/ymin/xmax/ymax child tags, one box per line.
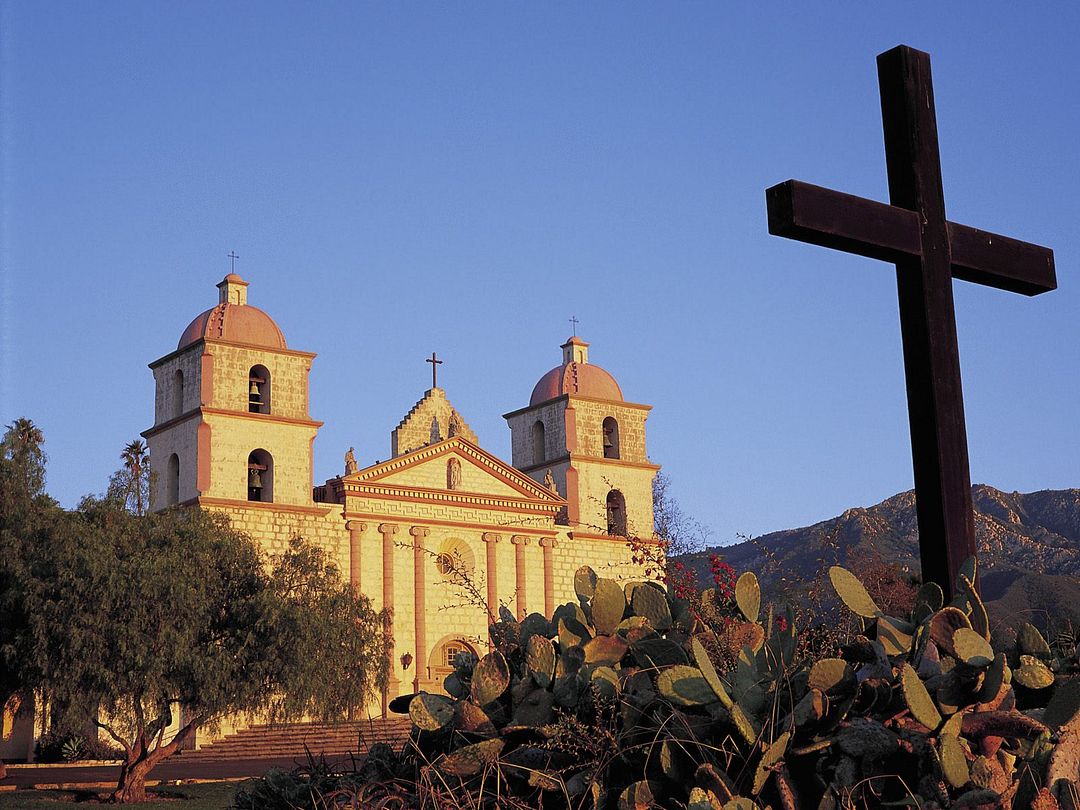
<box><xmin>681</xmin><ymin>485</ymin><xmax>1080</xmax><ymax>628</ymax></box>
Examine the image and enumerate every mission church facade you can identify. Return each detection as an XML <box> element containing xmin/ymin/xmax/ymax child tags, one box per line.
<box><xmin>140</xmin><ymin>273</ymin><xmax>658</xmax><ymax>731</ymax></box>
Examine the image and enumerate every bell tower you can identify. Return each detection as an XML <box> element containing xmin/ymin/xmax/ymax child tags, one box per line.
<box><xmin>143</xmin><ymin>274</ymin><xmax>322</xmax><ymax>510</ymax></box>
<box><xmin>504</xmin><ymin>336</ymin><xmax>659</xmax><ymax>539</ymax></box>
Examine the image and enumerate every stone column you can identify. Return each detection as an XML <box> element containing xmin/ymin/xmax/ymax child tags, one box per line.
<box><xmin>511</xmin><ymin>535</ymin><xmax>530</xmax><ymax>619</ymax></box>
<box><xmin>377</xmin><ymin>522</ymin><xmax>399</xmax><ymax>715</ymax></box>
<box><xmin>481</xmin><ymin>532</ymin><xmax>501</xmax><ymax>623</ymax></box>
<box><xmin>346</xmin><ymin>520</ymin><xmax>367</xmax><ymax>596</ymax></box>
<box><xmin>539</xmin><ymin>537</ymin><xmax>558</xmax><ymax>616</ymax></box>
<box><xmin>410</xmin><ymin>526</ymin><xmax>431</xmax><ymax>693</ymax></box>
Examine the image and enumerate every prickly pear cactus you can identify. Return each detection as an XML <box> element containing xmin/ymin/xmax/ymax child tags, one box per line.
<box><xmin>379</xmin><ymin>560</ymin><xmax>1080</xmax><ymax>810</ymax></box>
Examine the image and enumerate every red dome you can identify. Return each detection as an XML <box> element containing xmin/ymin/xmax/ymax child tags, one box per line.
<box><xmin>530</xmin><ymin>362</ymin><xmax>623</xmax><ymax>405</ymax></box>
<box><xmin>178</xmin><ymin>303</ymin><xmax>287</xmax><ymax>351</ymax></box>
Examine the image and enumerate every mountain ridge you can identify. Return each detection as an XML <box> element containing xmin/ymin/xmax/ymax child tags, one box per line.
<box><xmin>680</xmin><ymin>484</ymin><xmax>1080</xmax><ymax>628</ymax></box>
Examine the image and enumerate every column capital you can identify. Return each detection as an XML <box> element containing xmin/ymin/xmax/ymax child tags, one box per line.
<box><xmin>378</xmin><ymin>522</ymin><xmax>399</xmax><ymax>535</ymax></box>
<box><xmin>346</xmin><ymin>519</ymin><xmax>367</xmax><ymax>532</ymax></box>
<box><xmin>481</xmin><ymin>532</ymin><xmax>502</xmax><ymax>544</ymax></box>
<box><xmin>410</xmin><ymin>525</ymin><xmax>430</xmax><ymax>539</ymax></box>
<box><xmin>510</xmin><ymin>535</ymin><xmax>531</xmax><ymax>546</ymax></box>
<box><xmin>539</xmin><ymin>536</ymin><xmax>558</xmax><ymax>549</ymax></box>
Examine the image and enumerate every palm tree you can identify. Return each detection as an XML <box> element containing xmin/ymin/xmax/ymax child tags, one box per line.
<box><xmin>3</xmin><ymin>418</ymin><xmax>46</xmax><ymax>496</ymax></box>
<box><xmin>120</xmin><ymin>439</ymin><xmax>149</xmax><ymax>515</ymax></box>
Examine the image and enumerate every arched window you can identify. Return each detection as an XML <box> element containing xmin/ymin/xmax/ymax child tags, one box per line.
<box><xmin>430</xmin><ymin>636</ymin><xmax>478</xmax><ymax>681</ymax></box>
<box><xmin>166</xmin><ymin>454</ymin><xmax>180</xmax><ymax>506</ymax></box>
<box><xmin>247</xmin><ymin>449</ymin><xmax>273</xmax><ymax>502</ymax></box>
<box><xmin>606</xmin><ymin>489</ymin><xmax>627</xmax><ymax>536</ymax></box>
<box><xmin>602</xmin><ymin>417</ymin><xmax>620</xmax><ymax>459</ymax></box>
<box><xmin>171</xmin><ymin>369</ymin><xmax>184</xmax><ymax>419</ymax></box>
<box><xmin>531</xmin><ymin>420</ymin><xmax>546</xmax><ymax>464</ymax></box>
<box><xmin>248</xmin><ymin>365</ymin><xmax>270</xmax><ymax>414</ymax></box>
<box><xmin>446</xmin><ymin>458</ymin><xmax>462</xmax><ymax>490</ymax></box>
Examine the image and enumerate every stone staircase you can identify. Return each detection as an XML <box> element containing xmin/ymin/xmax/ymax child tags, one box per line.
<box><xmin>175</xmin><ymin>718</ymin><xmax>412</xmax><ymax>762</ymax></box>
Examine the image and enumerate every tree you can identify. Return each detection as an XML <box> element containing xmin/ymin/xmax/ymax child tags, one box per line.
<box><xmin>107</xmin><ymin>439</ymin><xmax>150</xmax><ymax>515</ymax></box>
<box><xmin>9</xmin><ymin>500</ymin><xmax>392</xmax><ymax>803</ymax></box>
<box><xmin>1</xmin><ymin>417</ymin><xmax>46</xmax><ymax>498</ymax></box>
<box><xmin>652</xmin><ymin>471</ymin><xmax>711</xmax><ymax>557</ymax></box>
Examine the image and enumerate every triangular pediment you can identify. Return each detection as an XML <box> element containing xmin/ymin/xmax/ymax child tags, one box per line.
<box><xmin>343</xmin><ymin>436</ymin><xmax>564</xmax><ymax>504</ymax></box>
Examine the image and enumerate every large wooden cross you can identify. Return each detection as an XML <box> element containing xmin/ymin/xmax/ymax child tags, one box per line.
<box><xmin>765</xmin><ymin>45</ymin><xmax>1055</xmax><ymax>598</ymax></box>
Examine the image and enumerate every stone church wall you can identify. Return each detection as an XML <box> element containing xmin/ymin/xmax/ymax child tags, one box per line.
<box><xmin>569</xmin><ymin>398</ymin><xmax>649</xmax><ymax>463</ymax></box>
<box><xmin>205</xmin><ymin>343</ymin><xmax>313</xmax><ymax>421</ymax></box>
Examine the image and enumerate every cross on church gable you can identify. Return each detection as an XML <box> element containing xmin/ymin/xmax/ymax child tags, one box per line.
<box><xmin>764</xmin><ymin>45</ymin><xmax>1056</xmax><ymax>599</ymax></box>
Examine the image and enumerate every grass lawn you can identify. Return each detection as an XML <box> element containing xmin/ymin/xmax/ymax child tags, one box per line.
<box><xmin>0</xmin><ymin>781</ymin><xmax>245</xmax><ymax>809</ymax></box>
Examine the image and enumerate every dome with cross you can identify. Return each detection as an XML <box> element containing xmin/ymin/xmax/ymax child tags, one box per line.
<box><xmin>177</xmin><ymin>274</ymin><xmax>287</xmax><ymax>351</ymax></box>
<box><xmin>529</xmin><ymin>336</ymin><xmax>623</xmax><ymax>406</ymax></box>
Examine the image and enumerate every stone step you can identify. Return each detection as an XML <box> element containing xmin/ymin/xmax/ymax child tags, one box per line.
<box><xmin>176</xmin><ymin>719</ymin><xmax>411</xmax><ymax>762</ymax></box>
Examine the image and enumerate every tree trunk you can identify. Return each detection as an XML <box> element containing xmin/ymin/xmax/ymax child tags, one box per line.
<box><xmin>107</xmin><ymin>718</ymin><xmax>198</xmax><ymax>804</ymax></box>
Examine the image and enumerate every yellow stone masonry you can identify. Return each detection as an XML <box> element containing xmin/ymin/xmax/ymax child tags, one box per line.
<box><xmin>134</xmin><ymin>276</ymin><xmax>661</xmax><ymax>752</ymax></box>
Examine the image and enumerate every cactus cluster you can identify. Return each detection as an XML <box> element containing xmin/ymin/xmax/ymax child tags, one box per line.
<box><xmin>383</xmin><ymin>560</ymin><xmax>1080</xmax><ymax>809</ymax></box>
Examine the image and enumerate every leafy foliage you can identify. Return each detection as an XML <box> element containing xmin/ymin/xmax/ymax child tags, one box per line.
<box><xmin>2</xmin><ymin>434</ymin><xmax>392</xmax><ymax>803</ymax></box>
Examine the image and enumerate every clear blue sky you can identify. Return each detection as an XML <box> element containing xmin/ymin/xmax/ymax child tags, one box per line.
<box><xmin>2</xmin><ymin>2</ymin><xmax>1077</xmax><ymax>548</ymax></box>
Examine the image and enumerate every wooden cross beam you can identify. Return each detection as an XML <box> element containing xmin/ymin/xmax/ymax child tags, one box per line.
<box><xmin>765</xmin><ymin>45</ymin><xmax>1055</xmax><ymax>599</ymax></box>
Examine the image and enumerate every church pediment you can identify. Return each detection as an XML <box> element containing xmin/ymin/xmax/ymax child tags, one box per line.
<box><xmin>342</xmin><ymin>437</ymin><xmax>564</xmax><ymax>505</ymax></box>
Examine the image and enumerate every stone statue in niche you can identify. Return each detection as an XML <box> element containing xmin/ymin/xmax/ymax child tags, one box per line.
<box><xmin>430</xmin><ymin>417</ymin><xmax>442</xmax><ymax>444</ymax></box>
<box><xmin>344</xmin><ymin>447</ymin><xmax>358</xmax><ymax>475</ymax></box>
<box><xmin>448</xmin><ymin>411</ymin><xmax>463</xmax><ymax>438</ymax></box>
<box><xmin>544</xmin><ymin>469</ymin><xmax>558</xmax><ymax>494</ymax></box>
<box><xmin>447</xmin><ymin>458</ymin><xmax>462</xmax><ymax>490</ymax></box>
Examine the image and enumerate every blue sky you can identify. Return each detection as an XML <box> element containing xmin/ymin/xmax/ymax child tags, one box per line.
<box><xmin>2</xmin><ymin>2</ymin><xmax>1077</xmax><ymax>548</ymax></box>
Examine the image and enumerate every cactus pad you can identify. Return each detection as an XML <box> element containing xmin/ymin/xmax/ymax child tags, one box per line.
<box><xmin>808</xmin><ymin>658</ymin><xmax>854</xmax><ymax>694</ymax></box>
<box><xmin>574</xmin><ymin>565</ymin><xmax>598</xmax><ymax>600</ymax></box>
<box><xmin>829</xmin><ymin>565</ymin><xmax>881</xmax><ymax>618</ymax></box>
<box><xmin>409</xmin><ymin>693</ymin><xmax>455</xmax><ymax>731</ymax></box>
<box><xmin>471</xmin><ymin>650</ymin><xmax>510</xmax><ymax>705</ymax></box>
<box><xmin>735</xmin><ymin>571</ymin><xmax>761</xmax><ymax>622</ymax></box>
<box><xmin>437</xmin><ymin>738</ymin><xmax>504</xmax><ymax>777</ymax></box>
<box><xmin>632</xmin><ymin>582</ymin><xmax>672</xmax><ymax>630</ymax></box>
<box><xmin>584</xmin><ymin>634</ymin><xmax>629</xmax><ymax>666</ymax></box>
<box><xmin>692</xmin><ymin>636</ymin><xmax>733</xmax><ymax>708</ymax></box>
<box><xmin>953</xmin><ymin>627</ymin><xmax>994</xmax><ymax>667</ymax></box>
<box><xmin>658</xmin><ymin>665</ymin><xmax>721</xmax><ymax>706</ymax></box>
<box><xmin>526</xmin><ymin>634</ymin><xmax>556</xmax><ymax>688</ymax></box>
<box><xmin>1013</xmin><ymin>654</ymin><xmax>1054</xmax><ymax>690</ymax></box>
<box><xmin>901</xmin><ymin>662</ymin><xmax>942</xmax><ymax>730</ymax></box>
<box><xmin>591</xmin><ymin>577</ymin><xmax>627</xmax><ymax>634</ymax></box>
<box><xmin>938</xmin><ymin>731</ymin><xmax>970</xmax><ymax>788</ymax></box>
<box><xmin>1018</xmin><ymin>622</ymin><xmax>1052</xmax><ymax>658</ymax></box>
<box><xmin>752</xmin><ymin>730</ymin><xmax>790</xmax><ymax>794</ymax></box>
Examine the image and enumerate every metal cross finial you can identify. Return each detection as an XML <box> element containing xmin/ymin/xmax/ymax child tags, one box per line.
<box><xmin>569</xmin><ymin>316</ymin><xmax>579</xmax><ymax>336</ymax></box>
<box><xmin>426</xmin><ymin>352</ymin><xmax>443</xmax><ymax>389</ymax></box>
<box><xmin>227</xmin><ymin>251</ymin><xmax>240</xmax><ymax>273</ymax></box>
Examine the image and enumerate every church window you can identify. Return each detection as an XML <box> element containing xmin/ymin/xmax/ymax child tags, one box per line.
<box><xmin>434</xmin><ymin>538</ymin><xmax>474</xmax><ymax>582</ymax></box>
<box><xmin>606</xmin><ymin>489</ymin><xmax>627</xmax><ymax>536</ymax></box>
<box><xmin>247</xmin><ymin>449</ymin><xmax>273</xmax><ymax>502</ymax></box>
<box><xmin>166</xmin><ymin>454</ymin><xmax>180</xmax><ymax>506</ymax></box>
<box><xmin>531</xmin><ymin>420</ymin><xmax>546</xmax><ymax>464</ymax></box>
<box><xmin>602</xmin><ymin>417</ymin><xmax>620</xmax><ymax>459</ymax></box>
<box><xmin>444</xmin><ymin>642</ymin><xmax>469</xmax><ymax>668</ymax></box>
<box><xmin>248</xmin><ymin>365</ymin><xmax>270</xmax><ymax>414</ymax></box>
<box><xmin>446</xmin><ymin>458</ymin><xmax>462</xmax><ymax>490</ymax></box>
<box><xmin>171</xmin><ymin>369</ymin><xmax>184</xmax><ymax>419</ymax></box>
